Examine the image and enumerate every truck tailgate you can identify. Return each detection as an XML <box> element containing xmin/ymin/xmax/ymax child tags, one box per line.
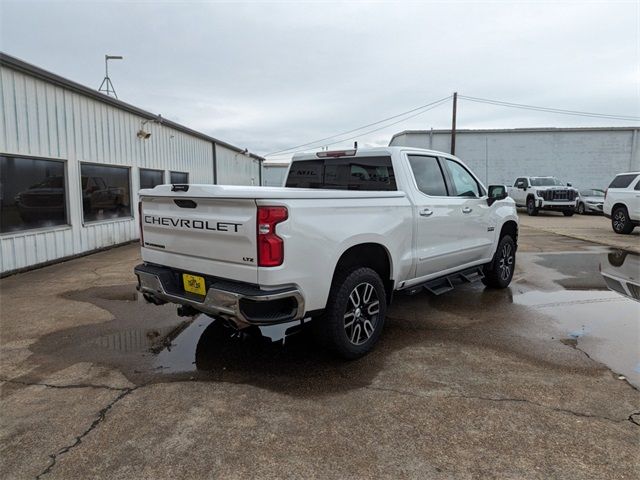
<box><xmin>140</xmin><ymin>196</ymin><xmax>258</xmax><ymax>284</ymax></box>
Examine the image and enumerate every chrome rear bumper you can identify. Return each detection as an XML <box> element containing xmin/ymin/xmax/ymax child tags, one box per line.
<box><xmin>134</xmin><ymin>263</ymin><xmax>305</xmax><ymax>328</ymax></box>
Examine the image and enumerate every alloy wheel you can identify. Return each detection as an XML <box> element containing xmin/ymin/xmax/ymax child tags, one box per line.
<box><xmin>498</xmin><ymin>242</ymin><xmax>514</xmax><ymax>281</ymax></box>
<box><xmin>613</xmin><ymin>210</ymin><xmax>626</xmax><ymax>232</ymax></box>
<box><xmin>344</xmin><ymin>282</ymin><xmax>380</xmax><ymax>345</ymax></box>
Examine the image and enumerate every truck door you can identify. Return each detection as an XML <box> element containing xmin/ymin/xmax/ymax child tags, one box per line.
<box><xmin>512</xmin><ymin>177</ymin><xmax>528</xmax><ymax>206</ymax></box>
<box><xmin>440</xmin><ymin>157</ymin><xmax>495</xmax><ymax>263</ymax></box>
<box><xmin>406</xmin><ymin>154</ymin><xmax>474</xmax><ymax>278</ymax></box>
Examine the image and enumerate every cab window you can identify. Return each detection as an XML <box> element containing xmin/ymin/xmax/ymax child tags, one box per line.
<box><xmin>445</xmin><ymin>159</ymin><xmax>482</xmax><ymax>197</ymax></box>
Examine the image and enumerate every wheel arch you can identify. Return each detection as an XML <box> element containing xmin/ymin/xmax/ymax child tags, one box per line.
<box><xmin>499</xmin><ymin>219</ymin><xmax>518</xmax><ymax>248</ymax></box>
<box><xmin>612</xmin><ymin>202</ymin><xmax>629</xmax><ymax>213</ymax></box>
<box><xmin>331</xmin><ymin>242</ymin><xmax>394</xmax><ymax>304</ymax></box>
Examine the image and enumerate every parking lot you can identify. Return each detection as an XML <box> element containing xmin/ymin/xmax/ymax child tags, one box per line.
<box><xmin>1</xmin><ymin>214</ymin><xmax>638</xmax><ymax>479</ymax></box>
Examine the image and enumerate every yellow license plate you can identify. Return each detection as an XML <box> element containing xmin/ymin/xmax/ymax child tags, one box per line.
<box><xmin>182</xmin><ymin>273</ymin><xmax>206</xmax><ymax>296</ymax></box>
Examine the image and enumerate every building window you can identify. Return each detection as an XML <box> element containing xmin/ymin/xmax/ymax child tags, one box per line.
<box><xmin>0</xmin><ymin>155</ymin><xmax>68</xmax><ymax>234</ymax></box>
<box><xmin>170</xmin><ymin>171</ymin><xmax>189</xmax><ymax>184</ymax></box>
<box><xmin>139</xmin><ymin>168</ymin><xmax>164</xmax><ymax>190</ymax></box>
<box><xmin>80</xmin><ymin>163</ymin><xmax>131</xmax><ymax>223</ymax></box>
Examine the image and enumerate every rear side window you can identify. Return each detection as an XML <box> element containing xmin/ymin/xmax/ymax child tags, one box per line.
<box><xmin>407</xmin><ymin>155</ymin><xmax>448</xmax><ymax>196</ymax></box>
<box><xmin>609</xmin><ymin>174</ymin><xmax>638</xmax><ymax>189</ymax></box>
<box><xmin>285</xmin><ymin>156</ymin><xmax>396</xmax><ymax>191</ymax></box>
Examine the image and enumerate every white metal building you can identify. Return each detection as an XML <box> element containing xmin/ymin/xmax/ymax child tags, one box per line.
<box><xmin>390</xmin><ymin>127</ymin><xmax>640</xmax><ymax>188</ymax></box>
<box><xmin>0</xmin><ymin>52</ymin><xmax>263</xmax><ymax>275</ymax></box>
<box><xmin>261</xmin><ymin>160</ymin><xmax>290</xmax><ymax>186</ymax></box>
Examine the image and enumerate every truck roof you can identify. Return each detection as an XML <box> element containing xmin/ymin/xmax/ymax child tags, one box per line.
<box><xmin>290</xmin><ymin>146</ymin><xmax>456</xmax><ymax>161</ymax></box>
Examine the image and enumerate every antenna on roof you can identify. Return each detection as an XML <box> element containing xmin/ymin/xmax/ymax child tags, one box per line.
<box><xmin>98</xmin><ymin>55</ymin><xmax>123</xmax><ymax>98</ymax></box>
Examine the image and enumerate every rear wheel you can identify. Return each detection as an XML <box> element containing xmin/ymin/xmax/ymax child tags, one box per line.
<box><xmin>482</xmin><ymin>235</ymin><xmax>516</xmax><ymax>289</ymax></box>
<box><xmin>526</xmin><ymin>197</ymin><xmax>538</xmax><ymax>216</ymax></box>
<box><xmin>612</xmin><ymin>206</ymin><xmax>634</xmax><ymax>234</ymax></box>
<box><xmin>563</xmin><ymin>210</ymin><xmax>574</xmax><ymax>217</ymax></box>
<box><xmin>317</xmin><ymin>267</ymin><xmax>387</xmax><ymax>359</ymax></box>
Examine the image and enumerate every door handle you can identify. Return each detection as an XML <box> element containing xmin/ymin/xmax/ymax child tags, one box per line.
<box><xmin>462</xmin><ymin>207</ymin><xmax>473</xmax><ymax>214</ymax></box>
<box><xmin>419</xmin><ymin>208</ymin><xmax>433</xmax><ymax>217</ymax></box>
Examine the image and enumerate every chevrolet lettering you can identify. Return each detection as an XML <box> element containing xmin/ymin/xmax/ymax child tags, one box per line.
<box><xmin>144</xmin><ymin>215</ymin><xmax>241</xmax><ymax>232</ymax></box>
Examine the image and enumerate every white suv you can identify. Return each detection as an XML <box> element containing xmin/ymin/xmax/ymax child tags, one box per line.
<box><xmin>604</xmin><ymin>172</ymin><xmax>640</xmax><ymax>234</ymax></box>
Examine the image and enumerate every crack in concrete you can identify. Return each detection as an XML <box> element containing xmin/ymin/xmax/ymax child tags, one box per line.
<box><xmin>364</xmin><ymin>384</ymin><xmax>639</xmax><ymax>426</ymax></box>
<box><xmin>0</xmin><ymin>377</ymin><xmax>129</xmax><ymax>392</ymax></box>
<box><xmin>559</xmin><ymin>339</ymin><xmax>640</xmax><ymax>393</ymax></box>
<box><xmin>34</xmin><ymin>385</ymin><xmax>141</xmax><ymax>479</ymax></box>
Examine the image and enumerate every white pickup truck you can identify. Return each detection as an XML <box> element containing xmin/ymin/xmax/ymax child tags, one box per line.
<box><xmin>508</xmin><ymin>176</ymin><xmax>578</xmax><ymax>216</ymax></box>
<box><xmin>135</xmin><ymin>147</ymin><xmax>518</xmax><ymax>358</ymax></box>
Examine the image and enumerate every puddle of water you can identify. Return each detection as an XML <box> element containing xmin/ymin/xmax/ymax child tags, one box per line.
<box><xmin>516</xmin><ymin>250</ymin><xmax>640</xmax><ymax>387</ymax></box>
<box><xmin>153</xmin><ymin>317</ymin><xmax>215</xmax><ymax>373</ymax></box>
<box><xmin>92</xmin><ymin>325</ymin><xmax>181</xmax><ymax>353</ymax></box>
<box><xmin>151</xmin><ymin>317</ymin><xmax>310</xmax><ymax>374</ymax></box>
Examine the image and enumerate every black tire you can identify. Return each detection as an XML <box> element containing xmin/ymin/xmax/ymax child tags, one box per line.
<box><xmin>482</xmin><ymin>235</ymin><xmax>516</xmax><ymax>289</ymax></box>
<box><xmin>317</xmin><ymin>267</ymin><xmax>387</xmax><ymax>359</ymax></box>
<box><xmin>563</xmin><ymin>210</ymin><xmax>574</xmax><ymax>217</ymax></box>
<box><xmin>612</xmin><ymin>206</ymin><xmax>634</xmax><ymax>234</ymax></box>
<box><xmin>577</xmin><ymin>203</ymin><xmax>585</xmax><ymax>214</ymax></box>
<box><xmin>526</xmin><ymin>197</ymin><xmax>538</xmax><ymax>216</ymax></box>
<box><xmin>608</xmin><ymin>250</ymin><xmax>628</xmax><ymax>268</ymax></box>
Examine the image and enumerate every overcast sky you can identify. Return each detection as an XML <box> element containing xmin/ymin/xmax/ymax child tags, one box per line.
<box><xmin>1</xmin><ymin>0</ymin><xmax>638</xmax><ymax>159</ymax></box>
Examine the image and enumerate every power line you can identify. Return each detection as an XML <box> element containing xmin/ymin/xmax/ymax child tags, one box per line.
<box><xmin>314</xmin><ymin>97</ymin><xmax>452</xmax><ymax>151</ymax></box>
<box><xmin>264</xmin><ymin>95</ymin><xmax>452</xmax><ymax>156</ymax></box>
<box><xmin>264</xmin><ymin>93</ymin><xmax>639</xmax><ymax>158</ymax></box>
<box><xmin>459</xmin><ymin>95</ymin><xmax>640</xmax><ymax>122</ymax></box>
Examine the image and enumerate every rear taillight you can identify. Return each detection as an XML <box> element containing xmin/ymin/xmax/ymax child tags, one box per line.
<box><xmin>138</xmin><ymin>201</ymin><xmax>144</xmax><ymax>246</ymax></box>
<box><xmin>604</xmin><ymin>188</ymin><xmax>608</xmax><ymax>199</ymax></box>
<box><xmin>257</xmin><ymin>206</ymin><xmax>288</xmax><ymax>267</ymax></box>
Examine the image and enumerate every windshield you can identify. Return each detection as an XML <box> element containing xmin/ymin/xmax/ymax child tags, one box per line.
<box><xmin>580</xmin><ymin>189</ymin><xmax>605</xmax><ymax>197</ymax></box>
<box><xmin>530</xmin><ymin>177</ymin><xmax>563</xmax><ymax>186</ymax></box>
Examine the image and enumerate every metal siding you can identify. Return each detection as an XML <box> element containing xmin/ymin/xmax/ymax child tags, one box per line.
<box><xmin>391</xmin><ymin>129</ymin><xmax>639</xmax><ymax>189</ymax></box>
<box><xmin>215</xmin><ymin>144</ymin><xmax>261</xmax><ymax>185</ymax></box>
<box><xmin>262</xmin><ymin>164</ymin><xmax>289</xmax><ymax>186</ymax></box>
<box><xmin>0</xmin><ymin>66</ymin><xmax>215</xmax><ymax>274</ymax></box>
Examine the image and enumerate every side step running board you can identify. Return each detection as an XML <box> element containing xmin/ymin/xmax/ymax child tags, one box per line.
<box><xmin>406</xmin><ymin>266</ymin><xmax>485</xmax><ymax>296</ymax></box>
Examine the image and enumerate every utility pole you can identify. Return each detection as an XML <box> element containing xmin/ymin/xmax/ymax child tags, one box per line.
<box><xmin>450</xmin><ymin>91</ymin><xmax>458</xmax><ymax>155</ymax></box>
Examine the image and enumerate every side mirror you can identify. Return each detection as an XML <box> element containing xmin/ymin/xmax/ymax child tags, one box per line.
<box><xmin>487</xmin><ymin>185</ymin><xmax>508</xmax><ymax>206</ymax></box>
<box><xmin>567</xmin><ymin>183</ymin><xmax>572</xmax><ymax>187</ymax></box>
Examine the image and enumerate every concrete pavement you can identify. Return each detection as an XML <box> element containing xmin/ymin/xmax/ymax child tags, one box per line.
<box><xmin>518</xmin><ymin>210</ymin><xmax>640</xmax><ymax>253</ymax></box>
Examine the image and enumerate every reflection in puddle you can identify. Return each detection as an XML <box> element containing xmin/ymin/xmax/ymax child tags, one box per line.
<box><xmin>600</xmin><ymin>250</ymin><xmax>640</xmax><ymax>301</ymax></box>
<box><xmin>151</xmin><ymin>317</ymin><xmax>309</xmax><ymax>374</ymax></box>
<box><xmin>93</xmin><ymin>325</ymin><xmax>181</xmax><ymax>353</ymax></box>
<box><xmin>516</xmin><ymin>250</ymin><xmax>640</xmax><ymax>387</ymax></box>
<box><xmin>153</xmin><ymin>318</ymin><xmax>215</xmax><ymax>373</ymax></box>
